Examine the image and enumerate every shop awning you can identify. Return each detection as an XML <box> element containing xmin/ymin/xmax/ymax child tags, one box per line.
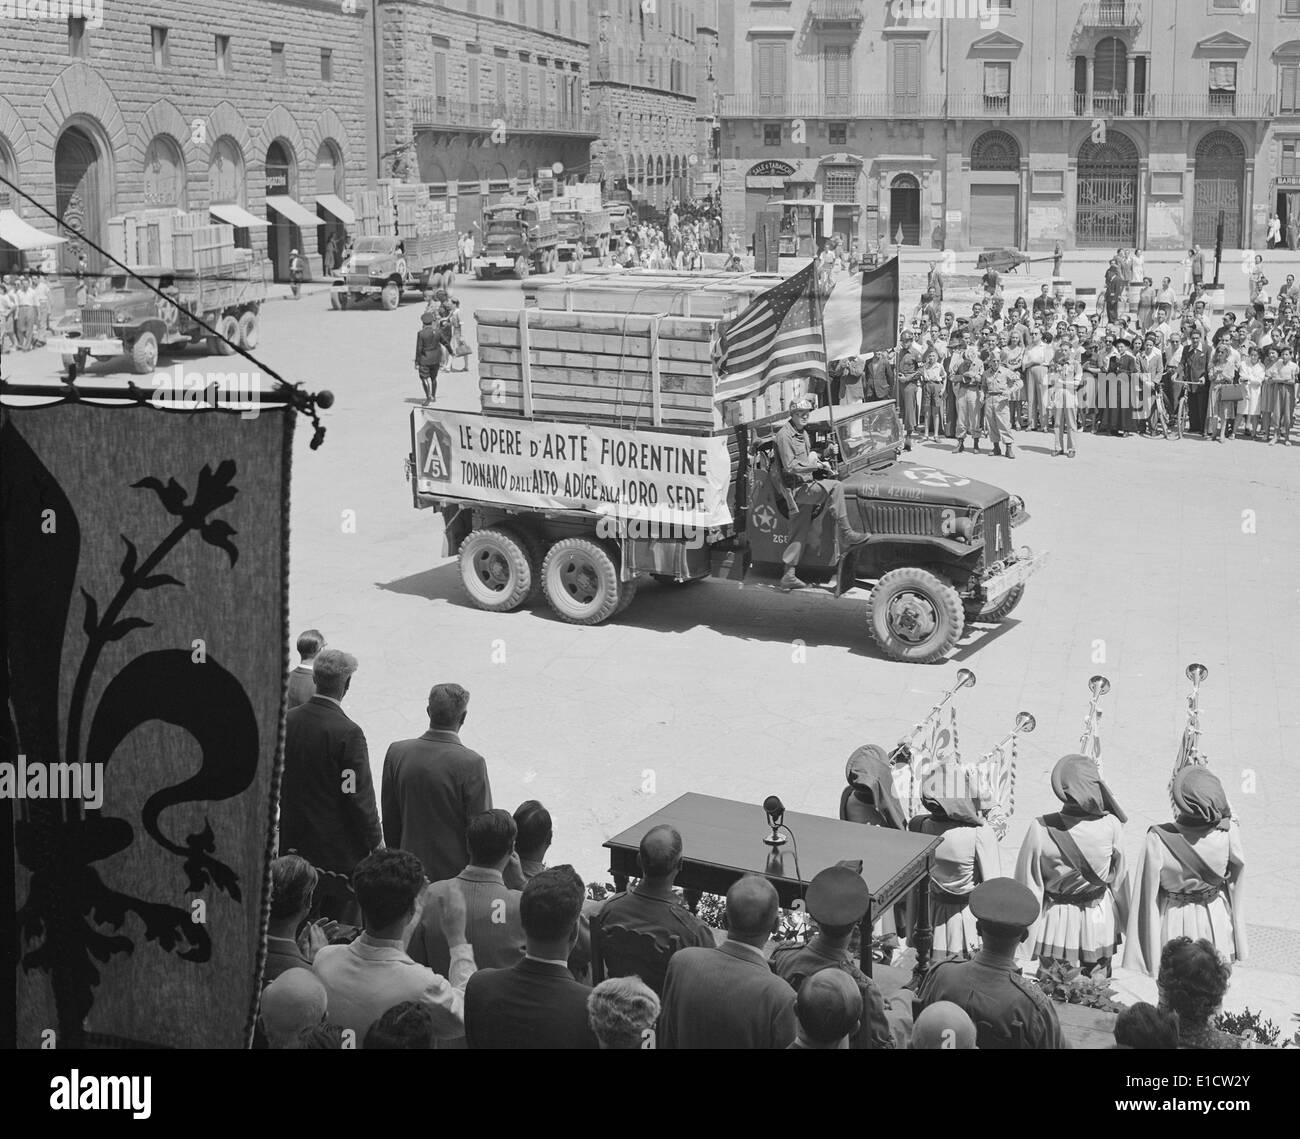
<box><xmin>209</xmin><ymin>202</ymin><xmax>270</xmax><ymax>229</ymax></box>
<box><xmin>265</xmin><ymin>195</ymin><xmax>320</xmax><ymax>228</ymax></box>
<box><xmin>0</xmin><ymin>209</ymin><xmax>67</xmax><ymax>250</ymax></box>
<box><xmin>314</xmin><ymin>193</ymin><xmax>356</xmax><ymax>224</ymax></box>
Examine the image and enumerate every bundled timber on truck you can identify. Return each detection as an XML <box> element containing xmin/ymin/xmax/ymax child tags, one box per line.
<box><xmin>521</xmin><ymin>268</ymin><xmax>786</xmax><ymax>318</ymax></box>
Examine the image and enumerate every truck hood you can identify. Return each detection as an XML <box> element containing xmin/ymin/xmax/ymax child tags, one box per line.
<box><xmin>350</xmin><ymin>252</ymin><xmax>396</xmax><ymax>271</ymax></box>
<box><xmin>845</xmin><ymin>460</ymin><xmax>1010</xmax><ymax>510</ymax></box>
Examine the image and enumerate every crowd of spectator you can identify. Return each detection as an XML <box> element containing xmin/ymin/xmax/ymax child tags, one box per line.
<box><xmin>264</xmin><ymin>633</ymin><xmax>1256</xmax><ymax>1050</ymax></box>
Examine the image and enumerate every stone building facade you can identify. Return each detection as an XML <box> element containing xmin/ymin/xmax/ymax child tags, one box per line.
<box><xmin>379</xmin><ymin>0</ymin><xmax>597</xmax><ymax>235</ymax></box>
<box><xmin>718</xmin><ymin>0</ymin><xmax>1300</xmax><ymax>253</ymax></box>
<box><xmin>0</xmin><ymin>0</ymin><xmax>375</xmax><ymax>278</ymax></box>
<box><xmin>587</xmin><ymin>0</ymin><xmax>707</xmax><ymax>208</ymax></box>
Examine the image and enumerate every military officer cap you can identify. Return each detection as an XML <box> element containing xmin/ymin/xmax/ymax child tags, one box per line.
<box><xmin>805</xmin><ymin>864</ymin><xmax>871</xmax><ymax>926</ymax></box>
<box><xmin>969</xmin><ymin>878</ymin><xmax>1039</xmax><ymax>929</ymax></box>
<box><xmin>790</xmin><ymin>396</ymin><xmax>817</xmax><ymax>413</ymax></box>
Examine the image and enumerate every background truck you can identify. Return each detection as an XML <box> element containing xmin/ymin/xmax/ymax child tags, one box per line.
<box><xmin>552</xmin><ymin>200</ymin><xmax>613</xmax><ymax>262</ymax></box>
<box><xmin>333</xmin><ymin>180</ymin><xmax>459</xmax><ymax>310</ymax></box>
<box><xmin>472</xmin><ymin>198</ymin><xmax>561</xmax><ymax>279</ymax></box>
<box><xmin>406</xmin><ymin>276</ymin><xmax>1046</xmax><ymax>663</ymax></box>
<box><xmin>331</xmin><ymin>230</ymin><xmax>458</xmax><ymax>310</ymax></box>
<box><xmin>47</xmin><ymin>259</ymin><xmax>267</xmax><ymax>377</ymax></box>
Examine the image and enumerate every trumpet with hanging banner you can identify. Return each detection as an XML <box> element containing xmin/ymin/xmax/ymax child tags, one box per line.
<box><xmin>975</xmin><ymin>712</ymin><xmax>1036</xmax><ymax>842</ymax></box>
<box><xmin>1079</xmin><ymin>674</ymin><xmax>1109</xmax><ymax>773</ymax></box>
<box><xmin>1170</xmin><ymin>663</ymin><xmax>1218</xmax><ymax>799</ymax></box>
<box><xmin>887</xmin><ymin>669</ymin><xmax>976</xmax><ymax>821</ymax></box>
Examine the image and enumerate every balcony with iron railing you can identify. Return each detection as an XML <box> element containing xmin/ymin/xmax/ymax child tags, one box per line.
<box><xmin>719</xmin><ymin>91</ymin><xmax>1275</xmax><ymax>120</ymax></box>
<box><xmin>410</xmin><ymin>96</ymin><xmax>597</xmax><ymax>136</ymax></box>
<box><xmin>810</xmin><ymin>0</ymin><xmax>865</xmax><ymax>25</ymax></box>
<box><xmin>1079</xmin><ymin>0</ymin><xmax>1143</xmax><ymax>29</ymax></box>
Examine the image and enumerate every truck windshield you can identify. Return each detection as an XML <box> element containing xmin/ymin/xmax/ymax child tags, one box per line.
<box><xmin>351</xmin><ymin>238</ymin><xmax>394</xmax><ymax>254</ymax></box>
<box><xmin>837</xmin><ymin>408</ymin><xmax>902</xmax><ymax>461</ymax></box>
<box><xmin>486</xmin><ymin>222</ymin><xmax>523</xmax><ymax>237</ymax></box>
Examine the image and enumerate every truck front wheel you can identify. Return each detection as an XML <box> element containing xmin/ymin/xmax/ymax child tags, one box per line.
<box><xmin>514</xmin><ymin>256</ymin><xmax>530</xmax><ymax>280</ymax></box>
<box><xmin>541</xmin><ymin>538</ymin><xmax>622</xmax><ymax>625</ymax></box>
<box><xmin>381</xmin><ymin>282</ymin><xmax>401</xmax><ymax>310</ymax></box>
<box><xmin>130</xmin><ymin>332</ymin><xmax>159</xmax><ymax>375</ymax></box>
<box><xmin>459</xmin><ymin>527</ymin><xmax>536</xmax><ymax>613</ymax></box>
<box><xmin>329</xmin><ymin>290</ymin><xmax>343</xmax><ymax>310</ymax></box>
<box><xmin>866</xmin><ymin>567</ymin><xmax>964</xmax><ymax>664</ymax></box>
<box><xmin>965</xmin><ymin>583</ymin><xmax>1025</xmax><ymax>625</ymax></box>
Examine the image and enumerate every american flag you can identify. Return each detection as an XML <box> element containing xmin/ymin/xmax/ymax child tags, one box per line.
<box><xmin>714</xmin><ymin>263</ymin><xmax>826</xmax><ymax>402</ymax></box>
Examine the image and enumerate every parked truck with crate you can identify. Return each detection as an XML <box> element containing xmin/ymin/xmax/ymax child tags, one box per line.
<box><xmin>472</xmin><ymin>199</ymin><xmax>561</xmax><ymax>279</ymax></box>
<box><xmin>330</xmin><ymin>230</ymin><xmax>459</xmax><ymax>310</ymax></box>
<box><xmin>552</xmin><ymin>199</ymin><xmax>613</xmax><ymax>262</ymax></box>
<box><xmin>406</xmin><ymin>274</ymin><xmax>1047</xmax><ymax>663</ymax></box>
<box><xmin>47</xmin><ymin>262</ymin><xmax>267</xmax><ymax>377</ymax></box>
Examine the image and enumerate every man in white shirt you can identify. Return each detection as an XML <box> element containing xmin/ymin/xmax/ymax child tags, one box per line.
<box><xmin>313</xmin><ymin>848</ymin><xmax>476</xmax><ymax>1046</ymax></box>
<box><xmin>33</xmin><ymin>275</ymin><xmax>51</xmax><ymax>339</ymax></box>
<box><xmin>15</xmin><ymin>276</ymin><xmax>36</xmax><ymax>350</ymax></box>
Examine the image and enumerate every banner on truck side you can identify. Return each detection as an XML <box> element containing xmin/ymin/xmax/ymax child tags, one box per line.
<box><xmin>413</xmin><ymin>409</ymin><xmax>733</xmax><ymax>529</ymax></box>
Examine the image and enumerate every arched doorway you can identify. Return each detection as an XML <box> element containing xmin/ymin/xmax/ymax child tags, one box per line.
<box><xmin>314</xmin><ymin>139</ymin><xmax>345</xmax><ymax>273</ymax></box>
<box><xmin>0</xmin><ymin>134</ymin><xmax>16</xmax><ymax>210</ymax></box>
<box><xmin>208</xmin><ymin>136</ymin><xmax>250</xmax><ymax>250</ymax></box>
<box><xmin>1076</xmin><ymin>132</ymin><xmax>1139</xmax><ymax>247</ymax></box>
<box><xmin>264</xmin><ymin>139</ymin><xmax>298</xmax><ymax>282</ymax></box>
<box><xmin>1193</xmin><ymin>131</ymin><xmax>1245</xmax><ymax>248</ymax></box>
<box><xmin>143</xmin><ymin>134</ymin><xmax>186</xmax><ymax>210</ymax></box>
<box><xmin>969</xmin><ymin>130</ymin><xmax>1021</xmax><ymax>248</ymax></box>
<box><xmin>55</xmin><ymin>123</ymin><xmax>108</xmax><ymax>273</ymax></box>
<box><xmin>889</xmin><ymin>173</ymin><xmax>921</xmax><ymax>246</ymax></box>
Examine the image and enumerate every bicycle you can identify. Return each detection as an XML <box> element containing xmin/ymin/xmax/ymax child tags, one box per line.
<box><xmin>1148</xmin><ymin>383</ymin><xmax>1172</xmax><ymax>438</ymax></box>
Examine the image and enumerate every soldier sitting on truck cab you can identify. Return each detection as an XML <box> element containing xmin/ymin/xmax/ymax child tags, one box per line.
<box><xmin>772</xmin><ymin>396</ymin><xmax>871</xmax><ymax>592</ymax></box>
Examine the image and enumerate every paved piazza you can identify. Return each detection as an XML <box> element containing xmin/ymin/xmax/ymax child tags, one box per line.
<box><xmin>12</xmin><ymin>265</ymin><xmax>1298</xmax><ymax>1018</ymax></box>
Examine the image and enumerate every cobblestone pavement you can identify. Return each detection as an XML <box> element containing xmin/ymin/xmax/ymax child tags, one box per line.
<box><xmin>7</xmin><ymin>266</ymin><xmax>1297</xmax><ymax>1029</ymax></box>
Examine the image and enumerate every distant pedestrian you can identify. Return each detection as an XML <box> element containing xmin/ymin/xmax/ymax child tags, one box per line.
<box><xmin>1268</xmin><ymin>212</ymin><xmax>1282</xmax><ymax>249</ymax></box>
<box><xmin>1190</xmin><ymin>245</ymin><xmax>1205</xmax><ymax>292</ymax></box>
<box><xmin>414</xmin><ymin>311</ymin><xmax>443</xmax><ymax>403</ymax></box>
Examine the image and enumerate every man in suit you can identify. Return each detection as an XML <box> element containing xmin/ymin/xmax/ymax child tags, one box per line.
<box><xmin>408</xmin><ymin>808</ymin><xmax>526</xmax><ymax>977</ymax></box>
<box><xmin>513</xmin><ymin>800</ymin><xmax>553</xmax><ymax>882</ymax></box>
<box><xmin>280</xmin><ymin>649</ymin><xmax>382</xmax><ymax>923</ymax></box>
<box><xmin>787</xmin><ymin>969</ymin><xmax>862</xmax><ymax>1050</ymax></box>
<box><xmin>381</xmin><ymin>683</ymin><xmax>492</xmax><ymax>883</ymax></box>
<box><xmin>658</xmin><ymin>875</ymin><xmax>797</xmax><ymax>1049</ymax></box>
<box><xmin>1181</xmin><ymin>328</ymin><xmax>1211</xmax><ymax>435</ymax></box>
<box><xmin>463</xmin><ymin>865</ymin><xmax>598</xmax><ymax>1048</ymax></box>
<box><xmin>593</xmin><ymin>825</ymin><xmax>716</xmax><ymax>994</ymax></box>
<box><xmin>286</xmin><ymin>628</ymin><xmax>324</xmax><ymax>710</ymax></box>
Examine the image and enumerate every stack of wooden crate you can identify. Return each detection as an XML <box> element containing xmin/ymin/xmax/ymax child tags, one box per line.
<box><xmin>174</xmin><ymin>224</ymin><xmax>236</xmax><ymax>273</ymax></box>
<box><xmin>477</xmin><ymin>270</ymin><xmax>820</xmax><ymax>433</ymax></box>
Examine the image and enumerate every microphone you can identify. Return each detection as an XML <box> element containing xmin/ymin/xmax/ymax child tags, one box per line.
<box><xmin>762</xmin><ymin>795</ymin><xmax>786</xmax><ymax>848</ymax></box>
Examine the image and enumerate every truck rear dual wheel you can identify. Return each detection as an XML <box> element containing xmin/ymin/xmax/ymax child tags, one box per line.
<box><xmin>866</xmin><ymin>567</ymin><xmax>965</xmax><ymax>664</ymax></box>
<box><xmin>237</xmin><ymin>311</ymin><xmax>259</xmax><ymax>350</ymax></box>
<box><xmin>207</xmin><ymin>315</ymin><xmax>239</xmax><ymax>356</ymax></box>
<box><xmin>541</xmin><ymin>537</ymin><xmax>627</xmax><ymax>625</ymax></box>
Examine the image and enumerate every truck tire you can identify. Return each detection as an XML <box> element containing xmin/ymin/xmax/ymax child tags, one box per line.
<box><xmin>541</xmin><ymin>538</ymin><xmax>621</xmax><ymax>625</ymax></box>
<box><xmin>130</xmin><ymin>332</ymin><xmax>159</xmax><ymax>375</ymax></box>
<box><xmin>381</xmin><ymin>282</ymin><xmax>401</xmax><ymax>310</ymax></box>
<box><xmin>329</xmin><ymin>290</ymin><xmax>342</xmax><ymax>310</ymax></box>
<box><xmin>866</xmin><ymin>567</ymin><xmax>964</xmax><ymax>665</ymax></box>
<box><xmin>475</xmin><ymin>267</ymin><xmax>486</xmax><ymax>281</ymax></box>
<box><xmin>459</xmin><ymin>527</ymin><xmax>536</xmax><ymax>613</ymax></box>
<box><xmin>514</xmin><ymin>256</ymin><xmax>530</xmax><ymax>280</ymax></box>
<box><xmin>965</xmin><ymin>583</ymin><xmax>1025</xmax><ymax>625</ymax></box>
<box><xmin>213</xmin><ymin>315</ymin><xmax>239</xmax><ymax>355</ymax></box>
<box><xmin>237</xmin><ymin>310</ymin><xmax>260</xmax><ymax>349</ymax></box>
<box><xmin>614</xmin><ymin>577</ymin><xmax>639</xmax><ymax>616</ymax></box>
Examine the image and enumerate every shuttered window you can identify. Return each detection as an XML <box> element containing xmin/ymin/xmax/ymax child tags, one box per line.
<box><xmin>756</xmin><ymin>41</ymin><xmax>788</xmax><ymax>115</ymax></box>
<box><xmin>1283</xmin><ymin>65</ymin><xmax>1300</xmax><ymax>113</ymax></box>
<box><xmin>984</xmin><ymin>62</ymin><xmax>1010</xmax><ymax>112</ymax></box>
<box><xmin>1283</xmin><ymin>140</ymin><xmax>1299</xmax><ymax>178</ymax></box>
<box><xmin>824</xmin><ymin>46</ymin><xmax>851</xmax><ymax>115</ymax></box>
<box><xmin>434</xmin><ymin>52</ymin><xmax>447</xmax><ymax>111</ymax></box>
<box><xmin>893</xmin><ymin>42</ymin><xmax>920</xmax><ymax>114</ymax></box>
<box><xmin>467</xmin><ymin>60</ymin><xmax>479</xmax><ymax>114</ymax></box>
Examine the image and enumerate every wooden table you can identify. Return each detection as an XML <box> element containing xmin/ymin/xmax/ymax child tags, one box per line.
<box><xmin>604</xmin><ymin>793</ymin><xmax>941</xmax><ymax>977</ymax></box>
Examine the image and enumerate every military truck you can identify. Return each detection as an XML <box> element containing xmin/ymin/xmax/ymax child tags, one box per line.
<box><xmin>46</xmin><ymin>261</ymin><xmax>267</xmax><ymax>377</ymax></box>
<box><xmin>407</xmin><ymin>398</ymin><xmax>1046</xmax><ymax>663</ymax></box>
<box><xmin>552</xmin><ymin>200</ymin><xmax>613</xmax><ymax>262</ymax></box>
<box><xmin>472</xmin><ymin>199</ymin><xmax>561</xmax><ymax>279</ymax></box>
<box><xmin>330</xmin><ymin>230</ymin><xmax>459</xmax><ymax>311</ymax></box>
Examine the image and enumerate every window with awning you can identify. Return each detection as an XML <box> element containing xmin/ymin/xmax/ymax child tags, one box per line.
<box><xmin>209</xmin><ymin>203</ymin><xmax>270</xmax><ymax>229</ymax></box>
<box><xmin>265</xmin><ymin>195</ymin><xmax>320</xmax><ymax>228</ymax></box>
<box><xmin>0</xmin><ymin>209</ymin><xmax>69</xmax><ymax>250</ymax></box>
<box><xmin>314</xmin><ymin>194</ymin><xmax>355</xmax><ymax>225</ymax></box>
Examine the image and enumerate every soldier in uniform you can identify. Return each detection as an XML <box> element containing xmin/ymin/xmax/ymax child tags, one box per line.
<box><xmin>773</xmin><ymin>396</ymin><xmax>870</xmax><ymax>592</ymax></box>
<box><xmin>414</xmin><ymin>311</ymin><xmax>443</xmax><ymax>403</ymax></box>
<box><xmin>953</xmin><ymin>350</ymin><xmax>985</xmax><ymax>454</ymax></box>
<box><xmin>770</xmin><ymin>866</ymin><xmax>897</xmax><ymax>1049</ymax></box>
<box><xmin>915</xmin><ymin>878</ymin><xmax>1064</xmax><ymax>1050</ymax></box>
<box><xmin>982</xmin><ymin>348</ymin><xmax>1017</xmax><ymax>458</ymax></box>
